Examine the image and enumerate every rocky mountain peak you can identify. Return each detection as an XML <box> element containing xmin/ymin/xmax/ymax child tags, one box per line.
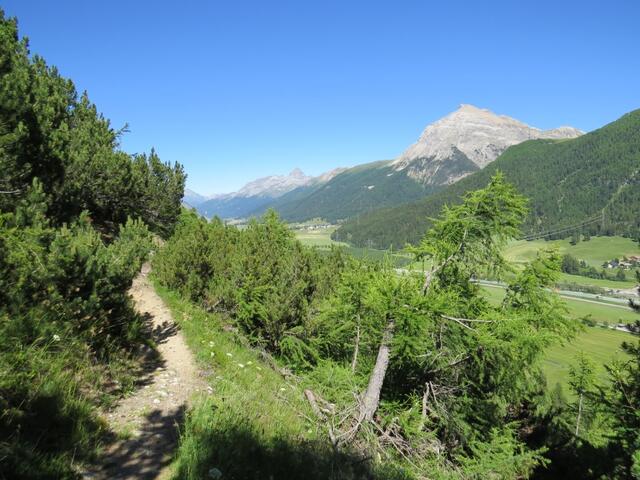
<box><xmin>392</xmin><ymin>105</ymin><xmax>583</xmax><ymax>184</ymax></box>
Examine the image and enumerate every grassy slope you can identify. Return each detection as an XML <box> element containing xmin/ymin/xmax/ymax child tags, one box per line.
<box><xmin>335</xmin><ymin>108</ymin><xmax>640</xmax><ymax>249</ymax></box>
<box><xmin>153</xmin><ymin>282</ymin><xmax>403</xmax><ymax>480</ymax></box>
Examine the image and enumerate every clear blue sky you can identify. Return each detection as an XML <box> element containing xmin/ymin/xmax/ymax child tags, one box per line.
<box><xmin>3</xmin><ymin>1</ymin><xmax>639</xmax><ymax>194</ymax></box>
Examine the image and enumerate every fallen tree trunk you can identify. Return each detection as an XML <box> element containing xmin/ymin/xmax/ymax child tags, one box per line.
<box><xmin>358</xmin><ymin>319</ymin><xmax>395</xmax><ymax>423</ymax></box>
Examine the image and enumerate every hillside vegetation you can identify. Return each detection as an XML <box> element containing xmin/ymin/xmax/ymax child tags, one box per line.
<box><xmin>334</xmin><ymin>109</ymin><xmax>640</xmax><ymax>249</ymax></box>
<box><xmin>198</xmin><ymin>194</ymin><xmax>274</xmax><ymax>220</ymax></box>
<box><xmin>0</xmin><ymin>12</ymin><xmax>184</xmax><ymax>478</ymax></box>
<box><xmin>153</xmin><ymin>175</ymin><xmax>640</xmax><ymax>479</ymax></box>
<box><xmin>255</xmin><ymin>160</ymin><xmax>431</xmax><ymax>222</ymax></box>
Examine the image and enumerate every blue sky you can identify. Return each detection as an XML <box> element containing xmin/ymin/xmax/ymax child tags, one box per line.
<box><xmin>3</xmin><ymin>1</ymin><xmax>639</xmax><ymax>194</ymax></box>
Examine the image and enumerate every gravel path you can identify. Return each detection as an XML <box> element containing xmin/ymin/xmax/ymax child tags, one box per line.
<box><xmin>83</xmin><ymin>264</ymin><xmax>205</xmax><ymax>479</ymax></box>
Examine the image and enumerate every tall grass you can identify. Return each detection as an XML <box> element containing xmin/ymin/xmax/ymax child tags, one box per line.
<box><xmin>0</xmin><ymin>339</ymin><xmax>131</xmax><ymax>479</ymax></box>
<box><xmin>0</xmin><ymin>306</ymin><xmax>150</xmax><ymax>478</ymax></box>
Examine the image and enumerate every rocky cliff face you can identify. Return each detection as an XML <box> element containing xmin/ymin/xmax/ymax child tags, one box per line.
<box><xmin>393</xmin><ymin>104</ymin><xmax>583</xmax><ymax>184</ymax></box>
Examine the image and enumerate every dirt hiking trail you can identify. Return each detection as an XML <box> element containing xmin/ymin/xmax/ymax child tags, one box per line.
<box><xmin>83</xmin><ymin>264</ymin><xmax>205</xmax><ymax>480</ymax></box>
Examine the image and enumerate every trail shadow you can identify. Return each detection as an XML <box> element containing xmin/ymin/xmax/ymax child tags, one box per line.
<box><xmin>173</xmin><ymin>421</ymin><xmax>409</xmax><ymax>480</ymax></box>
<box><xmin>116</xmin><ymin>312</ymin><xmax>176</xmax><ymax>392</ymax></box>
<box><xmin>150</xmin><ymin>317</ymin><xmax>180</xmax><ymax>345</ymax></box>
<box><xmin>90</xmin><ymin>405</ymin><xmax>186</xmax><ymax>480</ymax></box>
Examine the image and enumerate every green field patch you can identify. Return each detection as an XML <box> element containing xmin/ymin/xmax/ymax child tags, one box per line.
<box><xmin>479</xmin><ymin>285</ymin><xmax>635</xmax><ymax>391</ymax></box>
<box><xmin>543</xmin><ymin>327</ymin><xmax>630</xmax><ymax>390</ymax></box>
<box><xmin>504</xmin><ymin>236</ymin><xmax>639</xmax><ymax>287</ymax></box>
<box><xmin>480</xmin><ymin>285</ymin><xmax>638</xmax><ymax>325</ymax></box>
<box><xmin>295</xmin><ymin>226</ymin><xmax>413</xmax><ymax>267</ymax></box>
<box><xmin>293</xmin><ymin>226</ymin><xmax>347</xmax><ymax>247</ymax></box>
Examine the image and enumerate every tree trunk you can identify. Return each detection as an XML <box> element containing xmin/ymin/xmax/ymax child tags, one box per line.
<box><xmin>359</xmin><ymin>320</ymin><xmax>395</xmax><ymax>423</ymax></box>
<box><xmin>575</xmin><ymin>393</ymin><xmax>583</xmax><ymax>436</ymax></box>
<box><xmin>421</xmin><ymin>382</ymin><xmax>429</xmax><ymax>420</ymax></box>
<box><xmin>351</xmin><ymin>319</ymin><xmax>361</xmax><ymax>373</ymax></box>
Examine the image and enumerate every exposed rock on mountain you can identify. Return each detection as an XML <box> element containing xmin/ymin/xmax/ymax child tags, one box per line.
<box><xmin>182</xmin><ymin>188</ymin><xmax>209</xmax><ymax>207</ymax></box>
<box><xmin>393</xmin><ymin>104</ymin><xmax>583</xmax><ymax>184</ymax></box>
<box><xmin>197</xmin><ymin>169</ymin><xmax>317</xmax><ymax>219</ymax></box>
<box><xmin>233</xmin><ymin>168</ymin><xmax>314</xmax><ymax>198</ymax></box>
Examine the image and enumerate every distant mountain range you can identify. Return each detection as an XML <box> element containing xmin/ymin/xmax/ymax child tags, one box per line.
<box><xmin>334</xmin><ymin>108</ymin><xmax>640</xmax><ymax>249</ymax></box>
<box><xmin>183</xmin><ymin>189</ymin><xmax>209</xmax><ymax>208</ymax></box>
<box><xmin>186</xmin><ymin>105</ymin><xmax>582</xmax><ymax>221</ymax></box>
<box><xmin>194</xmin><ymin>168</ymin><xmax>311</xmax><ymax>219</ymax></box>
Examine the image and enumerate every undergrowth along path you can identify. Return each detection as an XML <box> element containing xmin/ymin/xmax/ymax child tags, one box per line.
<box><xmin>84</xmin><ymin>263</ymin><xmax>206</xmax><ymax>480</ymax></box>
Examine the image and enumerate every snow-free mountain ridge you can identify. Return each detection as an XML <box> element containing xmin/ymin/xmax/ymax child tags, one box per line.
<box><xmin>182</xmin><ymin>188</ymin><xmax>209</xmax><ymax>207</ymax></box>
<box><xmin>189</xmin><ymin>105</ymin><xmax>583</xmax><ymax>220</ymax></box>
<box><xmin>195</xmin><ymin>168</ymin><xmax>347</xmax><ymax>219</ymax></box>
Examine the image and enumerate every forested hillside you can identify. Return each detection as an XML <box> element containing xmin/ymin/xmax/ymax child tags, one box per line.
<box><xmin>255</xmin><ymin>160</ymin><xmax>433</xmax><ymax>222</ymax></box>
<box><xmin>0</xmin><ymin>11</ymin><xmax>184</xmax><ymax>478</ymax></box>
<box><xmin>334</xmin><ymin>109</ymin><xmax>640</xmax><ymax>249</ymax></box>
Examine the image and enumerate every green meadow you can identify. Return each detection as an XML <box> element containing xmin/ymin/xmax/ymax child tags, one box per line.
<box><xmin>543</xmin><ymin>327</ymin><xmax>630</xmax><ymax>390</ymax></box>
<box><xmin>480</xmin><ymin>285</ymin><xmax>638</xmax><ymax>326</ymax></box>
<box><xmin>504</xmin><ymin>236</ymin><xmax>639</xmax><ymax>287</ymax></box>
<box><xmin>294</xmin><ymin>226</ymin><xmax>413</xmax><ymax>266</ymax></box>
<box><xmin>480</xmin><ymin>285</ymin><xmax>635</xmax><ymax>390</ymax></box>
<box><xmin>297</xmin><ymin>231</ymin><xmax>640</xmax><ymax>288</ymax></box>
<box><xmin>503</xmin><ymin>236</ymin><xmax>638</xmax><ymax>268</ymax></box>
